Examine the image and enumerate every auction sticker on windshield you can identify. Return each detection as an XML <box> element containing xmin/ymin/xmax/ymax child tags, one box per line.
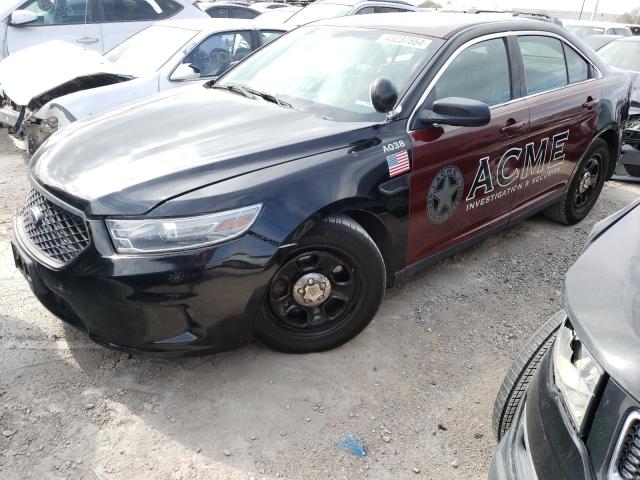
<box><xmin>377</xmin><ymin>33</ymin><xmax>431</xmax><ymax>49</ymax></box>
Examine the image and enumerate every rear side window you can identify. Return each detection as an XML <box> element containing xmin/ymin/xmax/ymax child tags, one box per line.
<box><xmin>430</xmin><ymin>38</ymin><xmax>511</xmax><ymax>107</ymax></box>
<box><xmin>231</xmin><ymin>7</ymin><xmax>258</xmax><ymax>19</ymax></box>
<box><xmin>518</xmin><ymin>36</ymin><xmax>567</xmax><ymax>95</ymax></box>
<box><xmin>564</xmin><ymin>45</ymin><xmax>589</xmax><ymax>83</ymax></box>
<box><xmin>207</xmin><ymin>7</ymin><xmax>229</xmax><ymax>17</ymax></box>
<box><xmin>100</xmin><ymin>0</ymin><xmax>182</xmax><ymax>22</ymax></box>
<box><xmin>354</xmin><ymin>6</ymin><xmax>375</xmax><ymax>14</ymax></box>
<box><xmin>376</xmin><ymin>6</ymin><xmax>411</xmax><ymax>12</ymax></box>
<box><xmin>20</xmin><ymin>0</ymin><xmax>95</xmax><ymax>24</ymax></box>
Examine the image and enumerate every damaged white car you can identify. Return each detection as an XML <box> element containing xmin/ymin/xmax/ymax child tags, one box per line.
<box><xmin>0</xmin><ymin>19</ymin><xmax>286</xmax><ymax>154</ymax></box>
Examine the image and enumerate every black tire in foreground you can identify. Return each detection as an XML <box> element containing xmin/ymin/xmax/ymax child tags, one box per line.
<box><xmin>624</xmin><ymin>163</ymin><xmax>640</xmax><ymax>177</ymax></box>
<box><xmin>256</xmin><ymin>215</ymin><xmax>386</xmax><ymax>353</ymax></box>
<box><xmin>543</xmin><ymin>138</ymin><xmax>609</xmax><ymax>225</ymax></box>
<box><xmin>492</xmin><ymin>310</ymin><xmax>566</xmax><ymax>440</ymax></box>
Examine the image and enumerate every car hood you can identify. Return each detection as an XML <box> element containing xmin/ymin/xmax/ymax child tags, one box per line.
<box><xmin>31</xmin><ymin>84</ymin><xmax>377</xmax><ymax>216</ymax></box>
<box><xmin>564</xmin><ymin>200</ymin><xmax>640</xmax><ymax>400</ymax></box>
<box><xmin>0</xmin><ymin>40</ymin><xmax>130</xmax><ymax>108</ymax></box>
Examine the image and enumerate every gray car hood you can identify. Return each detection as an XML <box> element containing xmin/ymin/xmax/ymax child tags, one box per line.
<box><xmin>564</xmin><ymin>201</ymin><xmax>640</xmax><ymax>400</ymax></box>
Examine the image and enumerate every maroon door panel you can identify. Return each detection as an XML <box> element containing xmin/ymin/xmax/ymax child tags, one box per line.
<box><xmin>509</xmin><ymin>82</ymin><xmax>600</xmax><ymax>216</ymax></box>
<box><xmin>405</xmin><ymin>99</ymin><xmax>530</xmax><ymax>266</ymax></box>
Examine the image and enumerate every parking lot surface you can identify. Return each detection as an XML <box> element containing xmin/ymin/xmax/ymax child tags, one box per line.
<box><xmin>1</xmin><ymin>134</ymin><xmax>639</xmax><ymax>479</ymax></box>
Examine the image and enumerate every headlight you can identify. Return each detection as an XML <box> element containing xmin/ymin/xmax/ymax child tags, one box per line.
<box><xmin>553</xmin><ymin>322</ymin><xmax>604</xmax><ymax>431</ymax></box>
<box><xmin>106</xmin><ymin>204</ymin><xmax>262</xmax><ymax>254</ymax></box>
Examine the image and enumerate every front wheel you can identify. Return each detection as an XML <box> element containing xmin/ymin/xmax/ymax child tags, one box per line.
<box><xmin>255</xmin><ymin>215</ymin><xmax>385</xmax><ymax>353</ymax></box>
<box><xmin>492</xmin><ymin>311</ymin><xmax>565</xmax><ymax>440</ymax></box>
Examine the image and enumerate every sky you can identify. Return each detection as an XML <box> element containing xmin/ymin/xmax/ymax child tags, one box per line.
<box><xmin>440</xmin><ymin>0</ymin><xmax>639</xmax><ymax>15</ymax></box>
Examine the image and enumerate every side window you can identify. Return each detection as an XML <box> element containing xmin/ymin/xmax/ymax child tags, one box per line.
<box><xmin>258</xmin><ymin>30</ymin><xmax>284</xmax><ymax>46</ymax></box>
<box><xmin>518</xmin><ymin>36</ymin><xmax>567</xmax><ymax>95</ymax></box>
<box><xmin>564</xmin><ymin>45</ymin><xmax>589</xmax><ymax>83</ymax></box>
<box><xmin>101</xmin><ymin>0</ymin><xmax>182</xmax><ymax>22</ymax></box>
<box><xmin>429</xmin><ymin>38</ymin><xmax>511</xmax><ymax>107</ymax></box>
<box><xmin>20</xmin><ymin>0</ymin><xmax>94</xmax><ymax>25</ymax></box>
<box><xmin>355</xmin><ymin>6</ymin><xmax>375</xmax><ymax>14</ymax></box>
<box><xmin>207</xmin><ymin>7</ymin><xmax>229</xmax><ymax>17</ymax></box>
<box><xmin>231</xmin><ymin>7</ymin><xmax>257</xmax><ymax>19</ymax></box>
<box><xmin>376</xmin><ymin>6</ymin><xmax>410</xmax><ymax>12</ymax></box>
<box><xmin>182</xmin><ymin>31</ymin><xmax>253</xmax><ymax>78</ymax></box>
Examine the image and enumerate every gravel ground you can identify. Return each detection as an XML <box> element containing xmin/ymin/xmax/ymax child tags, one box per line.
<box><xmin>1</xmin><ymin>134</ymin><xmax>639</xmax><ymax>480</ymax></box>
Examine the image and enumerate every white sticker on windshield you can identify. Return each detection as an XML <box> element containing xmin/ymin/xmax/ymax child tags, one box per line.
<box><xmin>377</xmin><ymin>34</ymin><xmax>431</xmax><ymax>50</ymax></box>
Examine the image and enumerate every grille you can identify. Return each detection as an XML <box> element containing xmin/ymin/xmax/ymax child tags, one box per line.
<box><xmin>616</xmin><ymin>417</ymin><xmax>640</xmax><ymax>480</ymax></box>
<box><xmin>21</xmin><ymin>188</ymin><xmax>89</xmax><ymax>266</ymax></box>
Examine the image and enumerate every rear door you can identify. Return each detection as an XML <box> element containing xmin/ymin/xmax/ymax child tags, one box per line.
<box><xmin>98</xmin><ymin>0</ymin><xmax>184</xmax><ymax>52</ymax></box>
<box><xmin>6</xmin><ymin>0</ymin><xmax>103</xmax><ymax>54</ymax></box>
<box><xmin>508</xmin><ymin>34</ymin><xmax>601</xmax><ymax>217</ymax></box>
<box><xmin>406</xmin><ymin>36</ymin><xmax>530</xmax><ymax>266</ymax></box>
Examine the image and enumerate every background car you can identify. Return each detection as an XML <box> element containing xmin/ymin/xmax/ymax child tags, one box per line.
<box><xmin>199</xmin><ymin>1</ymin><xmax>260</xmax><ymax>19</ymax></box>
<box><xmin>254</xmin><ymin>5</ymin><xmax>301</xmax><ymax>23</ymax></box>
<box><xmin>252</xmin><ymin>2</ymin><xmax>290</xmax><ymax>12</ymax></box>
<box><xmin>595</xmin><ymin>36</ymin><xmax>640</xmax><ymax>177</ymax></box>
<box><xmin>0</xmin><ymin>0</ymin><xmax>209</xmax><ymax>60</ymax></box>
<box><xmin>0</xmin><ymin>19</ymin><xmax>287</xmax><ymax>154</ymax></box>
<box><xmin>491</xmin><ymin>198</ymin><xmax>640</xmax><ymax>480</ymax></box>
<box><xmin>564</xmin><ymin>20</ymin><xmax>632</xmax><ymax>40</ymax></box>
<box><xmin>583</xmin><ymin>34</ymin><xmax>621</xmax><ymax>50</ymax></box>
<box><xmin>283</xmin><ymin>0</ymin><xmax>417</xmax><ymax>26</ymax></box>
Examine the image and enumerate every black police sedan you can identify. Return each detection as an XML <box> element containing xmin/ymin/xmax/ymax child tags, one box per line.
<box><xmin>11</xmin><ymin>13</ymin><xmax>630</xmax><ymax>354</ymax></box>
<box><xmin>491</xmin><ymin>198</ymin><xmax>640</xmax><ymax>479</ymax></box>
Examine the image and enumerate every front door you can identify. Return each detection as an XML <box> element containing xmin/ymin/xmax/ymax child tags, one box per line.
<box><xmin>508</xmin><ymin>35</ymin><xmax>601</xmax><ymax>215</ymax></box>
<box><xmin>7</xmin><ymin>0</ymin><xmax>103</xmax><ymax>54</ymax></box>
<box><xmin>406</xmin><ymin>36</ymin><xmax>531</xmax><ymax>266</ymax></box>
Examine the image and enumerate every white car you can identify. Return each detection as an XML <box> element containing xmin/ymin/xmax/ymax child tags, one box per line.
<box><xmin>0</xmin><ymin>18</ymin><xmax>287</xmax><ymax>153</ymax></box>
<box><xmin>563</xmin><ymin>20</ymin><xmax>632</xmax><ymax>40</ymax></box>
<box><xmin>283</xmin><ymin>0</ymin><xmax>417</xmax><ymax>27</ymax></box>
<box><xmin>0</xmin><ymin>0</ymin><xmax>209</xmax><ymax>60</ymax></box>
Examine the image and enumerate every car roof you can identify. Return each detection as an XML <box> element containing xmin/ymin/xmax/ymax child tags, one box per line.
<box><xmin>314</xmin><ymin>11</ymin><xmax>552</xmax><ymax>39</ymax></box>
<box><xmin>611</xmin><ymin>35</ymin><xmax>640</xmax><ymax>43</ymax></box>
<box><xmin>314</xmin><ymin>0</ymin><xmax>413</xmax><ymax>6</ymax></box>
<box><xmin>564</xmin><ymin>20</ymin><xmax>631</xmax><ymax>29</ymax></box>
<box><xmin>154</xmin><ymin>18</ymin><xmax>287</xmax><ymax>32</ymax></box>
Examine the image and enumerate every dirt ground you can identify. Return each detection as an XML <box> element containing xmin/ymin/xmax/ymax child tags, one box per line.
<box><xmin>1</xmin><ymin>134</ymin><xmax>639</xmax><ymax>480</ymax></box>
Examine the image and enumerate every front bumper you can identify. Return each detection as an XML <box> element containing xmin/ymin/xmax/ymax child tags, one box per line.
<box><xmin>11</xmin><ymin>212</ymin><xmax>282</xmax><ymax>355</ymax></box>
<box><xmin>0</xmin><ymin>104</ymin><xmax>20</xmax><ymax>129</ymax></box>
<box><xmin>490</xmin><ymin>353</ymin><xmax>595</xmax><ymax>480</ymax></box>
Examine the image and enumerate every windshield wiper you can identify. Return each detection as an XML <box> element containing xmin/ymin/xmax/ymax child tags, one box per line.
<box><xmin>211</xmin><ymin>83</ymin><xmax>255</xmax><ymax>99</ymax></box>
<box><xmin>243</xmin><ymin>87</ymin><xmax>292</xmax><ymax>109</ymax></box>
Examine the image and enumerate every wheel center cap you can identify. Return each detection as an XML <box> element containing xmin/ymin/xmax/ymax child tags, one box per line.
<box><xmin>293</xmin><ymin>273</ymin><xmax>332</xmax><ymax>307</ymax></box>
<box><xmin>579</xmin><ymin>172</ymin><xmax>591</xmax><ymax>193</ymax></box>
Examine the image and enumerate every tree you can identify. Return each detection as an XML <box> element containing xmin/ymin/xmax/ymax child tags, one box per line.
<box><xmin>618</xmin><ymin>7</ymin><xmax>640</xmax><ymax>24</ymax></box>
<box><xmin>419</xmin><ymin>0</ymin><xmax>442</xmax><ymax>8</ymax></box>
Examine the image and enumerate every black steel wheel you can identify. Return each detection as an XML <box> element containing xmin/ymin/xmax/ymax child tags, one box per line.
<box><xmin>256</xmin><ymin>215</ymin><xmax>385</xmax><ymax>353</ymax></box>
<box><xmin>543</xmin><ymin>138</ymin><xmax>609</xmax><ymax>225</ymax></box>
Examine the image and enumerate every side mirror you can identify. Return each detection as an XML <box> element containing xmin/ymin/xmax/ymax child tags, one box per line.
<box><xmin>170</xmin><ymin>63</ymin><xmax>201</xmax><ymax>82</ymax></box>
<box><xmin>419</xmin><ymin>97</ymin><xmax>491</xmax><ymax>127</ymax></box>
<box><xmin>370</xmin><ymin>77</ymin><xmax>398</xmax><ymax>113</ymax></box>
<box><xmin>10</xmin><ymin>10</ymin><xmax>39</xmax><ymax>26</ymax></box>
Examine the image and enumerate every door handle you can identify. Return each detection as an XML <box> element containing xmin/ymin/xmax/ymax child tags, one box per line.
<box><xmin>500</xmin><ymin>121</ymin><xmax>527</xmax><ymax>134</ymax></box>
<box><xmin>76</xmin><ymin>37</ymin><xmax>99</xmax><ymax>45</ymax></box>
<box><xmin>582</xmin><ymin>97</ymin><xmax>599</xmax><ymax>110</ymax></box>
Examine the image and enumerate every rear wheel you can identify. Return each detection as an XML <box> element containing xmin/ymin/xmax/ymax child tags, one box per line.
<box><xmin>256</xmin><ymin>215</ymin><xmax>385</xmax><ymax>353</ymax></box>
<box><xmin>543</xmin><ymin>138</ymin><xmax>608</xmax><ymax>225</ymax></box>
<box><xmin>492</xmin><ymin>311</ymin><xmax>565</xmax><ymax>440</ymax></box>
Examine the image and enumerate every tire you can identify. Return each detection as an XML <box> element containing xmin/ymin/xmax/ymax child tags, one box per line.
<box><xmin>543</xmin><ymin>138</ymin><xmax>609</xmax><ymax>225</ymax></box>
<box><xmin>256</xmin><ymin>215</ymin><xmax>386</xmax><ymax>353</ymax></box>
<box><xmin>624</xmin><ymin>163</ymin><xmax>640</xmax><ymax>177</ymax></box>
<box><xmin>492</xmin><ymin>310</ymin><xmax>565</xmax><ymax>440</ymax></box>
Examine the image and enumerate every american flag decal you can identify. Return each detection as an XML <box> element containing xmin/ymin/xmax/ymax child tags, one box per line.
<box><xmin>386</xmin><ymin>150</ymin><xmax>410</xmax><ymax>177</ymax></box>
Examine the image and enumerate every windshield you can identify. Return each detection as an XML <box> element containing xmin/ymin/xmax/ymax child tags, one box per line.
<box><xmin>285</xmin><ymin>3</ymin><xmax>352</xmax><ymax>24</ymax></box>
<box><xmin>598</xmin><ymin>40</ymin><xmax>640</xmax><ymax>71</ymax></box>
<box><xmin>218</xmin><ymin>26</ymin><xmax>442</xmax><ymax>122</ymax></box>
<box><xmin>105</xmin><ymin>25</ymin><xmax>198</xmax><ymax>75</ymax></box>
<box><xmin>565</xmin><ymin>25</ymin><xmax>606</xmax><ymax>39</ymax></box>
